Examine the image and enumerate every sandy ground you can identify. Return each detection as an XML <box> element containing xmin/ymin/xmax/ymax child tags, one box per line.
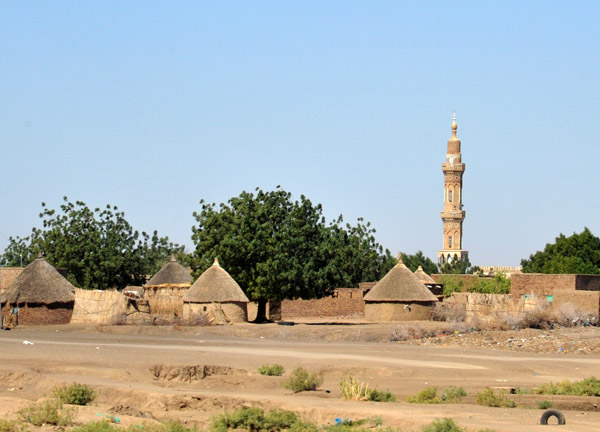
<box><xmin>0</xmin><ymin>322</ymin><xmax>599</xmax><ymax>432</ymax></box>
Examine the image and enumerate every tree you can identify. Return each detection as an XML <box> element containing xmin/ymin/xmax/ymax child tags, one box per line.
<box><xmin>401</xmin><ymin>250</ymin><xmax>438</xmax><ymax>274</ymax></box>
<box><xmin>439</xmin><ymin>256</ymin><xmax>480</xmax><ymax>275</ymax></box>
<box><xmin>0</xmin><ymin>197</ymin><xmax>179</xmax><ymax>289</ymax></box>
<box><xmin>521</xmin><ymin>227</ymin><xmax>600</xmax><ymax>274</ymax></box>
<box><xmin>190</xmin><ymin>187</ymin><xmax>393</xmax><ymax>321</ymax></box>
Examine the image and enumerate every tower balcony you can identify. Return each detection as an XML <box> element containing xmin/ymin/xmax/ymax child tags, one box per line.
<box><xmin>440</xmin><ymin>210</ymin><xmax>466</xmax><ymax>219</ymax></box>
<box><xmin>441</xmin><ymin>163</ymin><xmax>465</xmax><ymax>172</ymax></box>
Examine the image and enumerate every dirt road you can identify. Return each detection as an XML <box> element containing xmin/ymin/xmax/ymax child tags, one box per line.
<box><xmin>1</xmin><ymin>324</ymin><xmax>599</xmax><ymax>431</ymax></box>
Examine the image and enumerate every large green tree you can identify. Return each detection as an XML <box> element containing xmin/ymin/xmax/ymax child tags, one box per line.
<box><xmin>190</xmin><ymin>187</ymin><xmax>394</xmax><ymax>321</ymax></box>
<box><xmin>401</xmin><ymin>250</ymin><xmax>438</xmax><ymax>274</ymax></box>
<box><xmin>0</xmin><ymin>197</ymin><xmax>179</xmax><ymax>289</ymax></box>
<box><xmin>521</xmin><ymin>227</ymin><xmax>600</xmax><ymax>274</ymax></box>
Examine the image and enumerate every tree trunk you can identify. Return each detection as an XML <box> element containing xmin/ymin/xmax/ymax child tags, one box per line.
<box><xmin>253</xmin><ymin>299</ymin><xmax>268</xmax><ymax>323</ymax></box>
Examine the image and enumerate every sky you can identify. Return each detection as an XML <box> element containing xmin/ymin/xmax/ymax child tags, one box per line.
<box><xmin>1</xmin><ymin>1</ymin><xmax>599</xmax><ymax>267</ymax></box>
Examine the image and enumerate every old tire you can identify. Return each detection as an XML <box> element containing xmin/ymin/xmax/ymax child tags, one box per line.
<box><xmin>540</xmin><ymin>409</ymin><xmax>565</xmax><ymax>425</ymax></box>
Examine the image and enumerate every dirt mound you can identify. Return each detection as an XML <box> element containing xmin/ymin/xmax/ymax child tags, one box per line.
<box><xmin>109</xmin><ymin>404</ymin><xmax>154</xmax><ymax>419</ymax></box>
<box><xmin>150</xmin><ymin>365</ymin><xmax>248</xmax><ymax>383</ymax></box>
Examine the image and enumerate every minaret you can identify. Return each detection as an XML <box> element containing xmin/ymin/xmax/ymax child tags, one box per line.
<box><xmin>437</xmin><ymin>112</ymin><xmax>468</xmax><ymax>266</ymax></box>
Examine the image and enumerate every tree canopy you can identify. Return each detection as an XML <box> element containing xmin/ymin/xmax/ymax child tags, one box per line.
<box><xmin>190</xmin><ymin>187</ymin><xmax>394</xmax><ymax>319</ymax></box>
<box><xmin>0</xmin><ymin>197</ymin><xmax>179</xmax><ymax>289</ymax></box>
<box><xmin>401</xmin><ymin>250</ymin><xmax>438</xmax><ymax>275</ymax></box>
<box><xmin>521</xmin><ymin>227</ymin><xmax>600</xmax><ymax>274</ymax></box>
<box><xmin>438</xmin><ymin>256</ymin><xmax>480</xmax><ymax>275</ymax></box>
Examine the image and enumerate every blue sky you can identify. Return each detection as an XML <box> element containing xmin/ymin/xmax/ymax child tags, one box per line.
<box><xmin>1</xmin><ymin>1</ymin><xmax>598</xmax><ymax>267</ymax></box>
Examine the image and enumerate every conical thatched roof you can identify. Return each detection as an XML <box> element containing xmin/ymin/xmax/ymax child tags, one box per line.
<box><xmin>364</xmin><ymin>256</ymin><xmax>438</xmax><ymax>302</ymax></box>
<box><xmin>414</xmin><ymin>265</ymin><xmax>436</xmax><ymax>284</ymax></box>
<box><xmin>183</xmin><ymin>258</ymin><xmax>249</xmax><ymax>303</ymax></box>
<box><xmin>145</xmin><ymin>255</ymin><xmax>192</xmax><ymax>287</ymax></box>
<box><xmin>2</xmin><ymin>254</ymin><xmax>76</xmax><ymax>305</ymax></box>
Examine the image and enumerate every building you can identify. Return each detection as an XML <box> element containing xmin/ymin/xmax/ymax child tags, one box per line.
<box><xmin>144</xmin><ymin>254</ymin><xmax>193</xmax><ymax>319</ymax></box>
<box><xmin>183</xmin><ymin>258</ymin><xmax>249</xmax><ymax>323</ymax></box>
<box><xmin>363</xmin><ymin>255</ymin><xmax>438</xmax><ymax>321</ymax></box>
<box><xmin>1</xmin><ymin>253</ymin><xmax>76</xmax><ymax>326</ymax></box>
<box><xmin>438</xmin><ymin>113</ymin><xmax>469</xmax><ymax>266</ymax></box>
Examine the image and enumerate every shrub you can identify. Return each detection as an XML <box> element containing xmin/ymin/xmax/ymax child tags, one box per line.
<box><xmin>0</xmin><ymin>419</ymin><xmax>29</xmax><ymax>432</ymax></box>
<box><xmin>432</xmin><ymin>303</ymin><xmax>466</xmax><ymax>322</ymax></box>
<box><xmin>18</xmin><ymin>399</ymin><xmax>76</xmax><ymax>426</ymax></box>
<box><xmin>439</xmin><ymin>276</ymin><xmax>464</xmax><ymax>296</ymax></box>
<box><xmin>258</xmin><ymin>364</ymin><xmax>285</xmax><ymax>376</ymax></box>
<box><xmin>283</xmin><ymin>367</ymin><xmax>322</xmax><ymax>393</ymax></box>
<box><xmin>210</xmin><ymin>407</ymin><xmax>310</xmax><ymax>432</ymax></box>
<box><xmin>407</xmin><ymin>387</ymin><xmax>440</xmax><ymax>404</ymax></box>
<box><xmin>513</xmin><ymin>387</ymin><xmax>531</xmax><ymax>395</ymax></box>
<box><xmin>440</xmin><ymin>386</ymin><xmax>467</xmax><ymax>403</ymax></box>
<box><xmin>71</xmin><ymin>422</ymin><xmax>118</xmax><ymax>432</ymax></box>
<box><xmin>476</xmin><ymin>388</ymin><xmax>516</xmax><ymax>408</ymax></box>
<box><xmin>469</xmin><ymin>274</ymin><xmax>510</xmax><ymax>294</ymax></box>
<box><xmin>53</xmin><ymin>383</ymin><xmax>96</xmax><ymax>405</ymax></box>
<box><xmin>421</xmin><ymin>418</ymin><xmax>465</xmax><ymax>432</ymax></box>
<box><xmin>340</xmin><ymin>374</ymin><xmax>371</xmax><ymax>400</ymax></box>
<box><xmin>535</xmin><ymin>377</ymin><xmax>600</xmax><ymax>396</ymax></box>
<box><xmin>369</xmin><ymin>389</ymin><xmax>396</xmax><ymax>402</ymax></box>
<box><xmin>125</xmin><ymin>421</ymin><xmax>199</xmax><ymax>432</ymax></box>
<box><xmin>538</xmin><ymin>400</ymin><xmax>553</xmax><ymax>409</ymax></box>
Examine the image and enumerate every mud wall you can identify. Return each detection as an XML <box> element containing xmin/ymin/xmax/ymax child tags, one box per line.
<box><xmin>281</xmin><ymin>297</ymin><xmax>365</xmax><ymax>318</ymax></box>
<box><xmin>184</xmin><ymin>301</ymin><xmax>247</xmax><ymax>323</ymax></box>
<box><xmin>364</xmin><ymin>302</ymin><xmax>434</xmax><ymax>322</ymax></box>
<box><xmin>2</xmin><ymin>302</ymin><xmax>73</xmax><ymax>325</ymax></box>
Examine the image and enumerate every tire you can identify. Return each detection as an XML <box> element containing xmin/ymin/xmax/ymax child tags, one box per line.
<box><xmin>540</xmin><ymin>409</ymin><xmax>566</xmax><ymax>425</ymax></box>
<box><xmin>277</xmin><ymin>321</ymin><xmax>295</xmax><ymax>326</ymax></box>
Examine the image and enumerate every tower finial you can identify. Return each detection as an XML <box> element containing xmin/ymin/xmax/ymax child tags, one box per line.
<box><xmin>213</xmin><ymin>257</ymin><xmax>220</xmax><ymax>267</ymax></box>
<box><xmin>451</xmin><ymin>111</ymin><xmax>458</xmax><ymax>137</ymax></box>
<box><xmin>396</xmin><ymin>253</ymin><xmax>403</xmax><ymax>264</ymax></box>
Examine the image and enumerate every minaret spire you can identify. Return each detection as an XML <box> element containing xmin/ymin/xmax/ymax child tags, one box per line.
<box><xmin>438</xmin><ymin>112</ymin><xmax>468</xmax><ymax>267</ymax></box>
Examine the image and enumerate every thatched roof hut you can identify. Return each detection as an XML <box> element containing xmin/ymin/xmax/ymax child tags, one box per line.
<box><xmin>146</xmin><ymin>255</ymin><xmax>193</xmax><ymax>287</ymax></box>
<box><xmin>364</xmin><ymin>255</ymin><xmax>437</xmax><ymax>321</ymax></box>
<box><xmin>1</xmin><ymin>253</ymin><xmax>75</xmax><ymax>326</ymax></box>
<box><xmin>183</xmin><ymin>258</ymin><xmax>249</xmax><ymax>323</ymax></box>
<box><xmin>144</xmin><ymin>255</ymin><xmax>193</xmax><ymax>320</ymax></box>
<box><xmin>414</xmin><ymin>266</ymin><xmax>436</xmax><ymax>284</ymax></box>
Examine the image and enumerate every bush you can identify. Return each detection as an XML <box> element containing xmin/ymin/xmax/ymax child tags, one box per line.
<box><xmin>125</xmin><ymin>421</ymin><xmax>199</xmax><ymax>432</ymax></box>
<box><xmin>0</xmin><ymin>419</ymin><xmax>29</xmax><ymax>432</ymax></box>
<box><xmin>476</xmin><ymin>388</ymin><xmax>516</xmax><ymax>408</ymax></box>
<box><xmin>469</xmin><ymin>274</ymin><xmax>510</xmax><ymax>294</ymax></box>
<box><xmin>369</xmin><ymin>389</ymin><xmax>396</xmax><ymax>402</ymax></box>
<box><xmin>283</xmin><ymin>367</ymin><xmax>322</xmax><ymax>393</ymax></box>
<box><xmin>535</xmin><ymin>377</ymin><xmax>600</xmax><ymax>396</ymax></box>
<box><xmin>538</xmin><ymin>400</ymin><xmax>553</xmax><ymax>409</ymax></box>
<box><xmin>421</xmin><ymin>418</ymin><xmax>465</xmax><ymax>432</ymax></box>
<box><xmin>18</xmin><ymin>399</ymin><xmax>76</xmax><ymax>426</ymax></box>
<box><xmin>258</xmin><ymin>364</ymin><xmax>285</xmax><ymax>376</ymax></box>
<box><xmin>71</xmin><ymin>422</ymin><xmax>118</xmax><ymax>432</ymax></box>
<box><xmin>432</xmin><ymin>304</ymin><xmax>466</xmax><ymax>323</ymax></box>
<box><xmin>53</xmin><ymin>383</ymin><xmax>96</xmax><ymax>405</ymax></box>
<box><xmin>339</xmin><ymin>374</ymin><xmax>371</xmax><ymax>400</ymax></box>
<box><xmin>211</xmin><ymin>407</ymin><xmax>311</xmax><ymax>432</ymax></box>
<box><xmin>440</xmin><ymin>386</ymin><xmax>467</xmax><ymax>403</ymax></box>
<box><xmin>439</xmin><ymin>276</ymin><xmax>464</xmax><ymax>296</ymax></box>
<box><xmin>407</xmin><ymin>387</ymin><xmax>440</xmax><ymax>404</ymax></box>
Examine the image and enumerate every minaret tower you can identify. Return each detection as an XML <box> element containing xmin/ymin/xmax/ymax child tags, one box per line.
<box><xmin>438</xmin><ymin>112</ymin><xmax>468</xmax><ymax>266</ymax></box>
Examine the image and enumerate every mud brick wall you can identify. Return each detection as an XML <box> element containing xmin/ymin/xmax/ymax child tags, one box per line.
<box><xmin>365</xmin><ymin>302</ymin><xmax>433</xmax><ymax>321</ymax></box>
<box><xmin>281</xmin><ymin>297</ymin><xmax>365</xmax><ymax>318</ymax></box>
<box><xmin>511</xmin><ymin>274</ymin><xmax>600</xmax><ymax>298</ymax></box>
<box><xmin>551</xmin><ymin>291</ymin><xmax>600</xmax><ymax>318</ymax></box>
<box><xmin>2</xmin><ymin>302</ymin><xmax>73</xmax><ymax>325</ymax></box>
